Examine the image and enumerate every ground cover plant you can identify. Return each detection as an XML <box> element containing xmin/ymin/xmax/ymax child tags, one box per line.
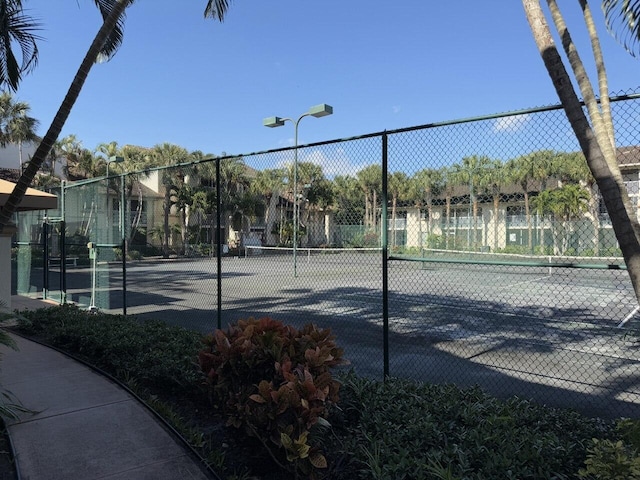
<box><xmin>9</xmin><ymin>305</ymin><xmax>640</xmax><ymax>479</ymax></box>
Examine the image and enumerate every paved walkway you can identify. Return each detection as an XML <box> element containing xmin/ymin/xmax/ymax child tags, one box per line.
<box><xmin>1</xmin><ymin>296</ymin><xmax>213</xmax><ymax>480</ymax></box>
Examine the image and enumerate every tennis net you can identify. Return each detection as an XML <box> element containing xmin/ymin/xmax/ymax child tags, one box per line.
<box><xmin>244</xmin><ymin>245</ymin><xmax>381</xmax><ymax>264</ymax></box>
<box><xmin>391</xmin><ymin>248</ymin><xmax>625</xmax><ymax>270</ymax></box>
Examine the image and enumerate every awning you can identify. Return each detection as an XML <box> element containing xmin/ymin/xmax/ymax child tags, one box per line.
<box><xmin>0</xmin><ymin>178</ymin><xmax>58</xmax><ymax>211</ymax></box>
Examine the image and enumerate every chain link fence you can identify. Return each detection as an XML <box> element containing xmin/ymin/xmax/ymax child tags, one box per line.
<box><xmin>13</xmin><ymin>90</ymin><xmax>640</xmax><ymax>418</ymax></box>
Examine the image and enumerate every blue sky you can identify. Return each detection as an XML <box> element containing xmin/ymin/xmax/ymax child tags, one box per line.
<box><xmin>13</xmin><ymin>1</ymin><xmax>640</xmax><ymax>160</ymax></box>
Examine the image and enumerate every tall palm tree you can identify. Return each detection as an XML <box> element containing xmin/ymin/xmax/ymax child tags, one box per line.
<box><xmin>0</xmin><ymin>0</ymin><xmax>41</xmax><ymax>91</ymax></box>
<box><xmin>522</xmin><ymin>0</ymin><xmax>640</xmax><ymax>303</ymax></box>
<box><xmin>507</xmin><ymin>154</ymin><xmax>535</xmax><ymax>251</ymax></box>
<box><xmin>440</xmin><ymin>166</ymin><xmax>460</xmax><ymax>249</ymax></box>
<box><xmin>388</xmin><ymin>171</ymin><xmax>408</xmax><ymax>248</ymax></box>
<box><xmin>252</xmin><ymin>168</ymin><xmax>285</xmax><ymax>245</ymax></box>
<box><xmin>356</xmin><ymin>164</ymin><xmax>382</xmax><ymax>232</ymax></box>
<box><xmin>0</xmin><ymin>92</ymin><xmax>39</xmax><ymax>170</ymax></box>
<box><xmin>480</xmin><ymin>160</ymin><xmax>507</xmax><ymax>251</ymax></box>
<box><xmin>453</xmin><ymin>155</ymin><xmax>491</xmax><ymax>249</ymax></box>
<box><xmin>0</xmin><ymin>0</ymin><xmax>234</xmax><ymax>233</ymax></box>
<box><xmin>332</xmin><ymin>174</ymin><xmax>364</xmax><ymax>245</ymax></box>
<box><xmin>151</xmin><ymin>143</ymin><xmax>189</xmax><ymax>258</ymax></box>
<box><xmin>412</xmin><ymin>168</ymin><xmax>443</xmax><ymax>244</ymax></box>
<box><xmin>57</xmin><ymin>134</ymin><xmax>100</xmax><ymax>180</ymax></box>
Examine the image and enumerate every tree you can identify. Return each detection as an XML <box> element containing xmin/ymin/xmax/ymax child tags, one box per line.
<box><xmin>151</xmin><ymin>143</ymin><xmax>189</xmax><ymax>257</ymax></box>
<box><xmin>0</xmin><ymin>91</ymin><xmax>38</xmax><ymax>170</ymax></box>
<box><xmin>480</xmin><ymin>160</ymin><xmax>507</xmax><ymax>250</ymax></box>
<box><xmin>453</xmin><ymin>155</ymin><xmax>492</xmax><ymax>249</ymax></box>
<box><xmin>388</xmin><ymin>171</ymin><xmax>409</xmax><ymax>248</ymax></box>
<box><xmin>507</xmin><ymin>153</ymin><xmax>537</xmax><ymax>251</ymax></box>
<box><xmin>532</xmin><ymin>184</ymin><xmax>589</xmax><ymax>254</ymax></box>
<box><xmin>602</xmin><ymin>0</ymin><xmax>640</xmax><ymax>56</ymax></box>
<box><xmin>0</xmin><ymin>0</ymin><xmax>233</xmax><ymax>233</ymax></box>
<box><xmin>0</xmin><ymin>0</ymin><xmax>41</xmax><ymax>92</ymax></box>
<box><xmin>412</xmin><ymin>168</ymin><xmax>443</xmax><ymax>245</ymax></box>
<box><xmin>522</xmin><ymin>0</ymin><xmax>640</xmax><ymax>303</ymax></box>
<box><xmin>252</xmin><ymin>168</ymin><xmax>285</xmax><ymax>245</ymax></box>
<box><xmin>440</xmin><ymin>166</ymin><xmax>459</xmax><ymax>248</ymax></box>
<box><xmin>356</xmin><ymin>164</ymin><xmax>382</xmax><ymax>232</ymax></box>
<box><xmin>56</xmin><ymin>134</ymin><xmax>102</xmax><ymax>180</ymax></box>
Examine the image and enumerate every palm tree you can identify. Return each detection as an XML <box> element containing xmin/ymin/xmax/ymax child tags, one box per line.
<box><xmin>388</xmin><ymin>171</ymin><xmax>408</xmax><ymax>248</ymax></box>
<box><xmin>412</xmin><ymin>168</ymin><xmax>443</xmax><ymax>245</ymax></box>
<box><xmin>356</xmin><ymin>164</ymin><xmax>382</xmax><ymax>233</ymax></box>
<box><xmin>151</xmin><ymin>143</ymin><xmax>189</xmax><ymax>257</ymax></box>
<box><xmin>603</xmin><ymin>0</ymin><xmax>640</xmax><ymax>56</ymax></box>
<box><xmin>0</xmin><ymin>92</ymin><xmax>39</xmax><ymax>171</ymax></box>
<box><xmin>554</xmin><ymin>151</ymin><xmax>602</xmax><ymax>255</ymax></box>
<box><xmin>480</xmin><ymin>160</ymin><xmax>507</xmax><ymax>251</ymax></box>
<box><xmin>0</xmin><ymin>0</ymin><xmax>41</xmax><ymax>91</ymax></box>
<box><xmin>331</xmin><ymin>174</ymin><xmax>364</xmax><ymax>246</ymax></box>
<box><xmin>522</xmin><ymin>0</ymin><xmax>640</xmax><ymax>303</ymax></box>
<box><xmin>0</xmin><ymin>0</ymin><xmax>234</xmax><ymax>233</ymax></box>
<box><xmin>453</xmin><ymin>155</ymin><xmax>491</xmax><ymax>249</ymax></box>
<box><xmin>57</xmin><ymin>134</ymin><xmax>100</xmax><ymax>180</ymax></box>
<box><xmin>252</xmin><ymin>168</ymin><xmax>286</xmax><ymax>245</ymax></box>
<box><xmin>507</xmin><ymin>155</ymin><xmax>533</xmax><ymax>251</ymax></box>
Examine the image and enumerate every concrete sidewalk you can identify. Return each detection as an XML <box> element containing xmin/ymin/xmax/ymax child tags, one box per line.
<box><xmin>0</xmin><ymin>328</ymin><xmax>213</xmax><ymax>479</ymax></box>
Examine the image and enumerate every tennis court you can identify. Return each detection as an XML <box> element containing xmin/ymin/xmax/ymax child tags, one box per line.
<box><xmin>51</xmin><ymin>245</ymin><xmax>640</xmax><ymax>417</ymax></box>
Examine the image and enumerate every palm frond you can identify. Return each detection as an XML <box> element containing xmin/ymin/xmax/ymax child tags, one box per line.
<box><xmin>602</xmin><ymin>0</ymin><xmax>640</xmax><ymax>57</ymax></box>
<box><xmin>92</xmin><ymin>0</ymin><xmax>134</xmax><ymax>62</ymax></box>
<box><xmin>0</xmin><ymin>0</ymin><xmax>42</xmax><ymax>91</ymax></box>
<box><xmin>204</xmin><ymin>0</ymin><xmax>232</xmax><ymax>22</ymax></box>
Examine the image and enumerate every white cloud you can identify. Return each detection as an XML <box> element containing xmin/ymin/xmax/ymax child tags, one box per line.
<box><xmin>493</xmin><ymin>113</ymin><xmax>532</xmax><ymax>133</ymax></box>
<box><xmin>392</xmin><ymin>105</ymin><xmax>401</xmax><ymax>114</ymax></box>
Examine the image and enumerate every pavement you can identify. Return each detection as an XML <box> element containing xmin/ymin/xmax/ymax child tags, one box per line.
<box><xmin>1</xmin><ymin>296</ymin><xmax>215</xmax><ymax>480</ymax></box>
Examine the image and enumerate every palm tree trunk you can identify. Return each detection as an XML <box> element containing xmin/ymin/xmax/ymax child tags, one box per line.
<box><xmin>163</xmin><ymin>189</ymin><xmax>170</xmax><ymax>258</ymax></box>
<box><xmin>0</xmin><ymin>0</ymin><xmax>131</xmax><ymax>232</ymax></box>
<box><xmin>392</xmin><ymin>196</ymin><xmax>397</xmax><ymax>248</ymax></box>
<box><xmin>524</xmin><ymin>191</ymin><xmax>533</xmax><ymax>252</ymax></box>
<box><xmin>493</xmin><ymin>196</ymin><xmax>499</xmax><ymax>251</ymax></box>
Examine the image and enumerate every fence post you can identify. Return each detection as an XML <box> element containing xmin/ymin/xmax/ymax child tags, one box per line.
<box><xmin>382</xmin><ymin>132</ymin><xmax>389</xmax><ymax>379</ymax></box>
<box><xmin>60</xmin><ymin>220</ymin><xmax>66</xmax><ymax>304</ymax></box>
<box><xmin>216</xmin><ymin>158</ymin><xmax>222</xmax><ymax>330</ymax></box>
<box><xmin>121</xmin><ymin>174</ymin><xmax>127</xmax><ymax>317</ymax></box>
<box><xmin>43</xmin><ymin>219</ymin><xmax>49</xmax><ymax>300</ymax></box>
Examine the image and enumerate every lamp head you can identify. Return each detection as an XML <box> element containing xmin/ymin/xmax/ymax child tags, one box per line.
<box><xmin>263</xmin><ymin>116</ymin><xmax>285</xmax><ymax>128</ymax></box>
<box><xmin>308</xmin><ymin>104</ymin><xmax>333</xmax><ymax>118</ymax></box>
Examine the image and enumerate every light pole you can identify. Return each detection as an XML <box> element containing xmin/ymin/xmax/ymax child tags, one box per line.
<box><xmin>106</xmin><ymin>155</ymin><xmax>124</xmax><ymax>178</ymax></box>
<box><xmin>263</xmin><ymin>104</ymin><xmax>333</xmax><ymax>277</ymax></box>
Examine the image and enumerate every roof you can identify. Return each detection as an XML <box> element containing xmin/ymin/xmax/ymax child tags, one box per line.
<box><xmin>617</xmin><ymin>145</ymin><xmax>640</xmax><ymax>169</ymax></box>
<box><xmin>0</xmin><ymin>179</ymin><xmax>58</xmax><ymax>211</ymax></box>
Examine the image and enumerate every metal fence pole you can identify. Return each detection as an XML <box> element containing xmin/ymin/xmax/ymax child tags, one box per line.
<box><xmin>60</xmin><ymin>220</ymin><xmax>66</xmax><ymax>304</ymax></box>
<box><xmin>382</xmin><ymin>132</ymin><xmax>389</xmax><ymax>379</ymax></box>
<box><xmin>43</xmin><ymin>220</ymin><xmax>49</xmax><ymax>300</ymax></box>
<box><xmin>216</xmin><ymin>158</ymin><xmax>222</xmax><ymax>330</ymax></box>
<box><xmin>121</xmin><ymin>174</ymin><xmax>127</xmax><ymax>316</ymax></box>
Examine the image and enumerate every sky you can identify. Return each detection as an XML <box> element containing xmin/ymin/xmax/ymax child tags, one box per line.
<box><xmin>11</xmin><ymin>1</ymin><xmax>640</xmax><ymax>161</ymax></box>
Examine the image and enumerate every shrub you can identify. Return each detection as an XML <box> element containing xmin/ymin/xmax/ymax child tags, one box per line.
<box><xmin>17</xmin><ymin>305</ymin><xmax>203</xmax><ymax>393</ymax></box>
<box><xmin>198</xmin><ymin>317</ymin><xmax>346</xmax><ymax>478</ymax></box>
<box><xmin>579</xmin><ymin>418</ymin><xmax>640</xmax><ymax>479</ymax></box>
<box><xmin>333</xmin><ymin>375</ymin><xmax>613</xmax><ymax>480</ymax></box>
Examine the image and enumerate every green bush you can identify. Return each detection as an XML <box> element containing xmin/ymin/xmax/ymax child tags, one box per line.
<box><xmin>579</xmin><ymin>418</ymin><xmax>640</xmax><ymax>479</ymax></box>
<box><xmin>332</xmin><ymin>375</ymin><xmax>613</xmax><ymax>480</ymax></box>
<box><xmin>17</xmin><ymin>305</ymin><xmax>203</xmax><ymax>393</ymax></box>
<box><xmin>198</xmin><ymin>317</ymin><xmax>346</xmax><ymax>478</ymax></box>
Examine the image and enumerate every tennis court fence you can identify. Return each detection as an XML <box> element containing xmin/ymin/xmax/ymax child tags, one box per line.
<box><xmin>12</xmin><ymin>88</ymin><xmax>640</xmax><ymax>418</ymax></box>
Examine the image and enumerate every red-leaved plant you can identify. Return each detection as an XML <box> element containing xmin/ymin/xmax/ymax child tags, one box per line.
<box><xmin>198</xmin><ymin>317</ymin><xmax>346</xmax><ymax>478</ymax></box>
